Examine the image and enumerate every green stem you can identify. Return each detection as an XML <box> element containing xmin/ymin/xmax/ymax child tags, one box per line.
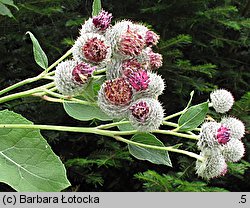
<box><xmin>39</xmin><ymin>95</ymin><xmax>90</xmax><ymax>105</ymax></box>
<box><xmin>93</xmin><ymin>75</ymin><xmax>105</xmax><ymax>80</ymax></box>
<box><xmin>0</xmin><ymin>48</ymin><xmax>71</xmax><ymax>96</ymax></box>
<box><xmin>0</xmin><ymin>74</ymin><xmax>44</xmax><ymax>96</ymax></box>
<box><xmin>154</xmin><ymin>130</ymin><xmax>199</xmax><ymax>140</ymax></box>
<box><xmin>164</xmin><ymin>110</ymin><xmax>185</xmax><ymax>121</ymax></box>
<box><xmin>163</xmin><ymin>121</ymin><xmax>200</xmax><ymax>132</ymax></box>
<box><xmin>97</xmin><ymin>120</ymin><xmax>130</xmax><ymax>129</ymax></box>
<box><xmin>93</xmin><ymin>68</ymin><xmax>106</xmax><ymax>75</ymax></box>
<box><xmin>45</xmin><ymin>48</ymin><xmax>72</xmax><ymax>72</ymax></box>
<box><xmin>0</xmin><ymin>124</ymin><xmax>114</xmax><ymax>137</ymax></box>
<box><xmin>162</xmin><ymin>121</ymin><xmax>200</xmax><ymax>135</ymax></box>
<box><xmin>40</xmin><ymin>96</ymin><xmax>67</xmax><ymax>103</ymax></box>
<box><xmin>46</xmin><ymin>71</ymin><xmax>55</xmax><ymax>76</ymax></box>
<box><xmin>32</xmin><ymin>87</ymin><xmax>98</xmax><ymax>106</ymax></box>
<box><xmin>33</xmin><ymin>89</ymin><xmax>97</xmax><ymax>106</ymax></box>
<box><xmin>0</xmin><ymin>123</ymin><xmax>203</xmax><ymax>161</ymax></box>
<box><xmin>162</xmin><ymin>121</ymin><xmax>179</xmax><ymax>128</ymax></box>
<box><xmin>113</xmin><ymin>136</ymin><xmax>204</xmax><ymax>161</ymax></box>
<box><xmin>109</xmin><ymin>129</ymin><xmax>199</xmax><ymax>140</ymax></box>
<box><xmin>43</xmin><ymin>76</ymin><xmax>54</xmax><ymax>80</ymax></box>
<box><xmin>163</xmin><ymin>92</ymin><xmax>194</xmax><ymax>121</ymax></box>
<box><xmin>0</xmin><ymin>82</ymin><xmax>54</xmax><ymax>104</ymax></box>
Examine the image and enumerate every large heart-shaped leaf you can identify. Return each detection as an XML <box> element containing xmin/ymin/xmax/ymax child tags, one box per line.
<box><xmin>0</xmin><ymin>110</ymin><xmax>70</xmax><ymax>191</ymax></box>
<box><xmin>128</xmin><ymin>133</ymin><xmax>172</xmax><ymax>166</ymax></box>
<box><xmin>178</xmin><ymin>101</ymin><xmax>209</xmax><ymax>131</ymax></box>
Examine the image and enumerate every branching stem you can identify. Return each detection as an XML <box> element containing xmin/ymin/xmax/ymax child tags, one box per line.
<box><xmin>0</xmin><ymin>48</ymin><xmax>72</xmax><ymax>96</ymax></box>
<box><xmin>0</xmin><ymin>123</ymin><xmax>203</xmax><ymax>161</ymax></box>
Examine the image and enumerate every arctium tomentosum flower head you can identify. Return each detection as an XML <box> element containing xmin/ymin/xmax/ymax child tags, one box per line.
<box><xmin>54</xmin><ymin>60</ymin><xmax>94</xmax><ymax>96</ymax></box>
<box><xmin>122</xmin><ymin>59</ymin><xmax>144</xmax><ymax>75</ymax></box>
<box><xmin>129</xmin><ymin>100</ymin><xmax>149</xmax><ymax>122</ymax></box>
<box><xmin>145</xmin><ymin>30</ymin><xmax>160</xmax><ymax>47</ymax></box>
<box><xmin>118</xmin><ymin>27</ymin><xmax>145</xmax><ymax>57</ymax></box>
<box><xmin>222</xmin><ymin>139</ymin><xmax>245</xmax><ymax>162</ymax></box>
<box><xmin>72</xmin><ymin>33</ymin><xmax>111</xmax><ymax>65</ymax></box>
<box><xmin>106</xmin><ymin>58</ymin><xmax>144</xmax><ymax>80</ymax></box>
<box><xmin>128</xmin><ymin>98</ymin><xmax>164</xmax><ymax>132</ymax></box>
<box><xmin>105</xmin><ymin>21</ymin><xmax>145</xmax><ymax>58</ymax></box>
<box><xmin>104</xmin><ymin>78</ymin><xmax>132</xmax><ymax>106</ymax></box>
<box><xmin>198</xmin><ymin>122</ymin><xmax>221</xmax><ymax>150</ymax></box>
<box><xmin>132</xmin><ymin>72</ymin><xmax>165</xmax><ymax>99</ymax></box>
<box><xmin>210</xmin><ymin>89</ymin><xmax>234</xmax><ymax>113</ymax></box>
<box><xmin>136</xmin><ymin>47</ymin><xmax>163</xmax><ymax>71</ymax></box>
<box><xmin>198</xmin><ymin>121</ymin><xmax>232</xmax><ymax>150</ymax></box>
<box><xmin>92</xmin><ymin>10</ymin><xmax>112</xmax><ymax>31</ymax></box>
<box><xmin>80</xmin><ymin>10</ymin><xmax>112</xmax><ymax>35</ymax></box>
<box><xmin>72</xmin><ymin>62</ymin><xmax>96</xmax><ymax>84</ymax></box>
<box><xmin>220</xmin><ymin>116</ymin><xmax>245</xmax><ymax>140</ymax></box>
<box><xmin>98</xmin><ymin>77</ymin><xmax>133</xmax><ymax>118</ymax></box>
<box><xmin>124</xmin><ymin>68</ymin><xmax>150</xmax><ymax>92</ymax></box>
<box><xmin>130</xmin><ymin>23</ymin><xmax>159</xmax><ymax>47</ymax></box>
<box><xmin>196</xmin><ymin>148</ymin><xmax>227</xmax><ymax>180</ymax></box>
<box><xmin>146</xmin><ymin>48</ymin><xmax>163</xmax><ymax>70</ymax></box>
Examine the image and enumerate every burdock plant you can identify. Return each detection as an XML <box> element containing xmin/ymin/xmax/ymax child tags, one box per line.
<box><xmin>0</xmin><ymin>0</ymin><xmax>246</xmax><ymax>191</ymax></box>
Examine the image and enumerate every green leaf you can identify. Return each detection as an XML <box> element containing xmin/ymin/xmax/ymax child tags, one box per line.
<box><xmin>178</xmin><ymin>101</ymin><xmax>209</xmax><ymax>131</ymax></box>
<box><xmin>92</xmin><ymin>0</ymin><xmax>101</xmax><ymax>16</ymax></box>
<box><xmin>26</xmin><ymin>31</ymin><xmax>48</xmax><ymax>70</ymax></box>
<box><xmin>0</xmin><ymin>0</ymin><xmax>18</xmax><ymax>10</ymax></box>
<box><xmin>0</xmin><ymin>110</ymin><xmax>70</xmax><ymax>191</ymax></box>
<box><xmin>128</xmin><ymin>133</ymin><xmax>172</xmax><ymax>166</ymax></box>
<box><xmin>112</xmin><ymin>118</ymin><xmax>136</xmax><ymax>130</ymax></box>
<box><xmin>0</xmin><ymin>2</ymin><xmax>13</xmax><ymax>17</ymax></box>
<box><xmin>117</xmin><ymin>120</ymin><xmax>136</xmax><ymax>131</ymax></box>
<box><xmin>81</xmin><ymin>76</ymin><xmax>105</xmax><ymax>102</ymax></box>
<box><xmin>63</xmin><ymin>102</ymin><xmax>112</xmax><ymax>121</ymax></box>
<box><xmin>92</xmin><ymin>75</ymin><xmax>106</xmax><ymax>95</ymax></box>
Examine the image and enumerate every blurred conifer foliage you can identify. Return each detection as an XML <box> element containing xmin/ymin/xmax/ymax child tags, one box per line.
<box><xmin>0</xmin><ymin>0</ymin><xmax>249</xmax><ymax>191</ymax></box>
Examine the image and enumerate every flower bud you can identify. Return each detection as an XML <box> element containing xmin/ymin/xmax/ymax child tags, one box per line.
<box><xmin>72</xmin><ymin>62</ymin><xmax>96</xmax><ymax>84</ymax></box>
<box><xmin>197</xmin><ymin>122</ymin><xmax>221</xmax><ymax>150</ymax></box>
<box><xmin>97</xmin><ymin>77</ymin><xmax>133</xmax><ymax>118</ymax></box>
<box><xmin>118</xmin><ymin>27</ymin><xmax>145</xmax><ymax>57</ymax></box>
<box><xmin>130</xmin><ymin>24</ymin><xmax>159</xmax><ymax>47</ymax></box>
<box><xmin>128</xmin><ymin>98</ymin><xmax>164</xmax><ymax>132</ymax></box>
<box><xmin>72</xmin><ymin>33</ymin><xmax>111</xmax><ymax>65</ymax></box>
<box><xmin>80</xmin><ymin>10</ymin><xmax>112</xmax><ymax>35</ymax></box>
<box><xmin>54</xmin><ymin>60</ymin><xmax>94</xmax><ymax>96</ymax></box>
<box><xmin>222</xmin><ymin>139</ymin><xmax>245</xmax><ymax>162</ymax></box>
<box><xmin>137</xmin><ymin>47</ymin><xmax>163</xmax><ymax>70</ymax></box>
<box><xmin>105</xmin><ymin>20</ymin><xmax>133</xmax><ymax>47</ymax></box>
<box><xmin>133</xmin><ymin>72</ymin><xmax>165</xmax><ymax>99</ymax></box>
<box><xmin>210</xmin><ymin>89</ymin><xmax>234</xmax><ymax>113</ymax></box>
<box><xmin>92</xmin><ymin>10</ymin><xmax>112</xmax><ymax>31</ymax></box>
<box><xmin>196</xmin><ymin>148</ymin><xmax>227</xmax><ymax>180</ymax></box>
<box><xmin>124</xmin><ymin>68</ymin><xmax>150</xmax><ymax>92</ymax></box>
<box><xmin>106</xmin><ymin>58</ymin><xmax>144</xmax><ymax>80</ymax></box>
<box><xmin>145</xmin><ymin>30</ymin><xmax>159</xmax><ymax>47</ymax></box>
<box><xmin>105</xmin><ymin>21</ymin><xmax>145</xmax><ymax>58</ymax></box>
<box><xmin>220</xmin><ymin>117</ymin><xmax>245</xmax><ymax>140</ymax></box>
